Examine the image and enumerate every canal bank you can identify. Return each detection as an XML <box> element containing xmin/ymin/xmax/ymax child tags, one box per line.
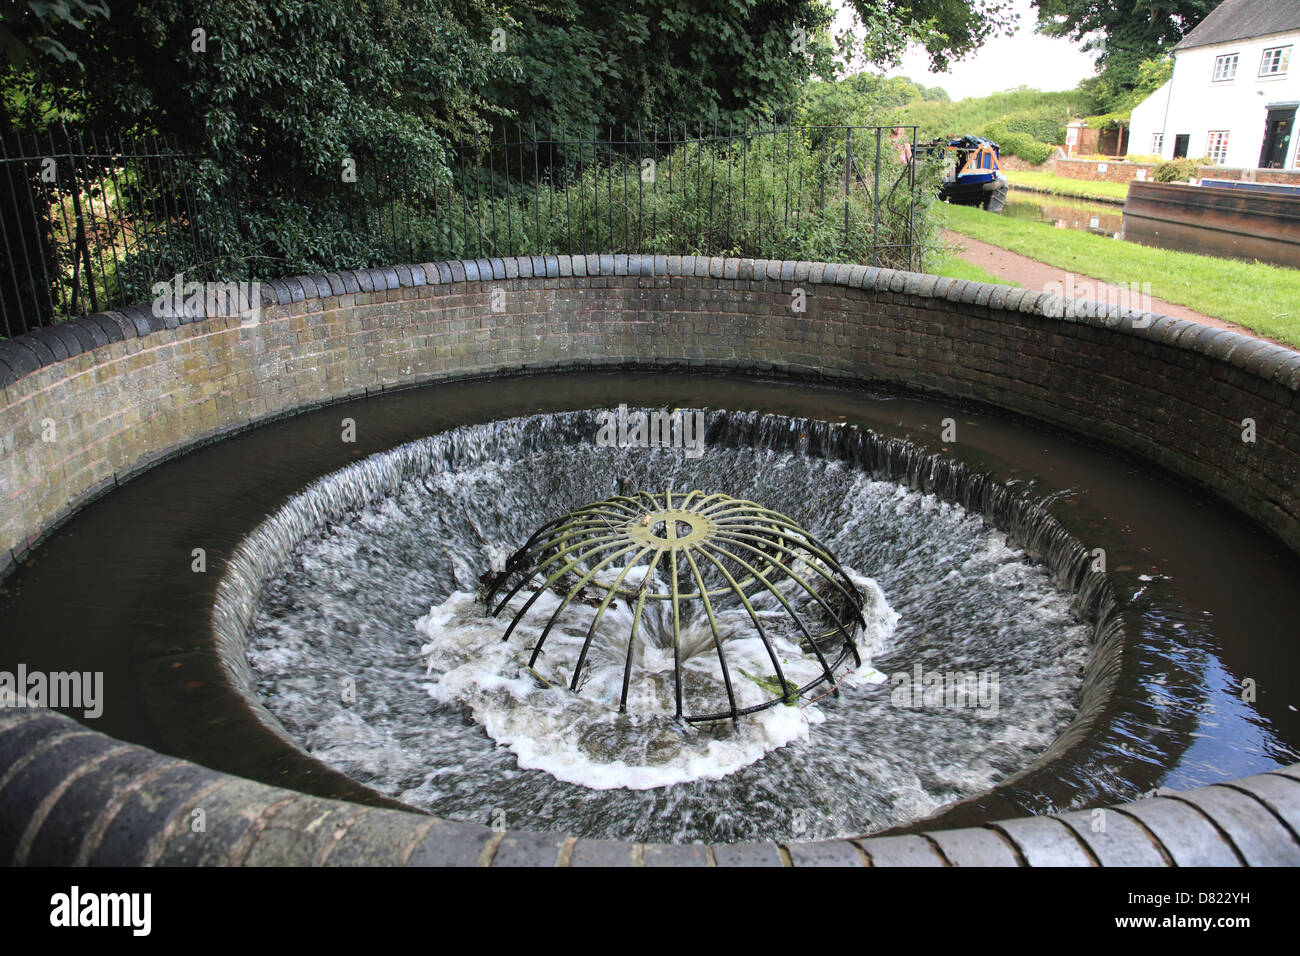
<box><xmin>942</xmin><ymin>229</ymin><xmax>1234</xmax><ymax>334</ymax></box>
<box><xmin>939</xmin><ymin>201</ymin><xmax>1300</xmax><ymax>347</ymax></box>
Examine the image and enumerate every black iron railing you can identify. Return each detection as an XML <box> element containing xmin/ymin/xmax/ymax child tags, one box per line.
<box><xmin>0</xmin><ymin>122</ymin><xmax>927</xmax><ymax>338</ymax></box>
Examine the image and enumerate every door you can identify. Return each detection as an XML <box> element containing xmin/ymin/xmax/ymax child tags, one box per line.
<box><xmin>1259</xmin><ymin>108</ymin><xmax>1295</xmax><ymax>168</ymax></box>
<box><xmin>1173</xmin><ymin>134</ymin><xmax>1190</xmax><ymax>158</ymax></box>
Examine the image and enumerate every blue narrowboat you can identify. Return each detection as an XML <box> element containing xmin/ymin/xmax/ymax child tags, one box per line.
<box><xmin>926</xmin><ymin>135</ymin><xmax>1009</xmax><ymax>212</ymax></box>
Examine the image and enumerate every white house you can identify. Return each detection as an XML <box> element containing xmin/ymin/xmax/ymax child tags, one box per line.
<box><xmin>1128</xmin><ymin>0</ymin><xmax>1300</xmax><ymax>169</ymax></box>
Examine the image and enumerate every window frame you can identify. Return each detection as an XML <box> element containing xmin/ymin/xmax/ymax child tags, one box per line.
<box><xmin>1206</xmin><ymin>130</ymin><xmax>1231</xmax><ymax>164</ymax></box>
<box><xmin>1213</xmin><ymin>52</ymin><xmax>1239</xmax><ymax>82</ymax></box>
<box><xmin>1259</xmin><ymin>46</ymin><xmax>1292</xmax><ymax>77</ymax></box>
<box><xmin>1152</xmin><ymin>132</ymin><xmax>1164</xmax><ymax>153</ymax></box>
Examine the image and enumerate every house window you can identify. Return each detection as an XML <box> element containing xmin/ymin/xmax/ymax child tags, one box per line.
<box><xmin>1213</xmin><ymin>53</ymin><xmax>1239</xmax><ymax>81</ymax></box>
<box><xmin>1152</xmin><ymin>133</ymin><xmax>1164</xmax><ymax>153</ymax></box>
<box><xmin>1207</xmin><ymin>130</ymin><xmax>1230</xmax><ymax>164</ymax></box>
<box><xmin>1260</xmin><ymin>46</ymin><xmax>1292</xmax><ymax>76</ymax></box>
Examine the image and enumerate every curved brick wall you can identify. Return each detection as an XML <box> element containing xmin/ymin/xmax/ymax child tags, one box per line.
<box><xmin>2</xmin><ymin>254</ymin><xmax>1299</xmax><ymax>866</ymax></box>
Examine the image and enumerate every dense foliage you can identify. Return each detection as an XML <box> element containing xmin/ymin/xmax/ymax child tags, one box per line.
<box><xmin>0</xmin><ymin>0</ymin><xmax>1026</xmax><ymax>323</ymax></box>
<box><xmin>1033</xmin><ymin>0</ymin><xmax>1212</xmax><ymax>113</ymax></box>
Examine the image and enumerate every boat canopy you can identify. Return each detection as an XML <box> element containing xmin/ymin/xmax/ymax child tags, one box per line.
<box><xmin>961</xmin><ymin>143</ymin><xmax>1001</xmax><ymax>175</ymax></box>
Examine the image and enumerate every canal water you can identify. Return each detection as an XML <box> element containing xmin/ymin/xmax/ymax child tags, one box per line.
<box><xmin>1003</xmin><ymin>189</ymin><xmax>1125</xmax><ymax>238</ymax></box>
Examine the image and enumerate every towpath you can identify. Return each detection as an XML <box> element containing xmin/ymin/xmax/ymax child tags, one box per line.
<box><xmin>943</xmin><ymin>230</ymin><xmax>1289</xmax><ymax>348</ymax></box>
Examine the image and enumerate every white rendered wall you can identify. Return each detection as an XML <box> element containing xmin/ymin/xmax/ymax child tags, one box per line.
<box><xmin>1127</xmin><ymin>30</ymin><xmax>1300</xmax><ymax>168</ymax></box>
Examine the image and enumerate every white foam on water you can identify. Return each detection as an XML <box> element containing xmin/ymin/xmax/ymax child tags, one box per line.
<box><xmin>241</xmin><ymin>410</ymin><xmax>1101</xmax><ymax>841</ymax></box>
<box><xmin>416</xmin><ymin>566</ymin><xmax>898</xmax><ymax>790</ymax></box>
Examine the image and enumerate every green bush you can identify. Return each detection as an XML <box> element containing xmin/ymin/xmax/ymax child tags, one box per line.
<box><xmin>982</xmin><ymin>122</ymin><xmax>1055</xmax><ymax>165</ymax></box>
<box><xmin>390</xmin><ymin>131</ymin><xmax>943</xmax><ymax>271</ymax></box>
<box><xmin>1153</xmin><ymin>158</ymin><xmax>1199</xmax><ymax>182</ymax></box>
<box><xmin>1005</xmin><ymin>116</ymin><xmax>1065</xmax><ymax>146</ymax></box>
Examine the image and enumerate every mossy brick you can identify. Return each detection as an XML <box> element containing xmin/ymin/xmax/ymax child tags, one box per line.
<box><xmin>0</xmin><ymin>731</ymin><xmax>120</xmax><ymax>864</ymax></box>
<box><xmin>1053</xmin><ymin>808</ymin><xmax>1167</xmax><ymax>866</ymax></box>
<box><xmin>786</xmin><ymin>840</ymin><xmax>865</xmax><ymax>867</ymax></box>
<box><xmin>711</xmin><ymin>841</ymin><xmax>784</xmax><ymax>867</ymax></box>
<box><xmin>1171</xmin><ymin>785</ymin><xmax>1300</xmax><ymax>865</ymax></box>
<box><xmin>569</xmin><ymin>839</ymin><xmax>638</xmax><ymax>867</ymax></box>
<box><xmin>404</xmin><ymin>819</ymin><xmax>495</xmax><ymax>866</ymax></box>
<box><xmin>241</xmin><ymin>798</ymin><xmax>368</xmax><ymax>866</ymax></box>
<box><xmin>990</xmin><ymin>816</ymin><xmax>1094</xmax><ymax>867</ymax></box>
<box><xmin>1114</xmin><ymin>798</ymin><xmax>1240</xmax><ymax>866</ymax></box>
<box><xmin>23</xmin><ymin>745</ymin><xmax>176</xmax><ymax>865</ymax></box>
<box><xmin>87</xmin><ymin>762</ymin><xmax>226</xmax><ymax>866</ymax></box>
<box><xmin>150</xmin><ymin>778</ymin><xmax>277</xmax><ymax>866</ymax></box>
<box><xmin>490</xmin><ymin>829</ymin><xmax>570</xmax><ymax>867</ymax></box>
<box><xmin>917</xmin><ymin>826</ymin><xmax>1020</xmax><ymax>866</ymax></box>
<box><xmin>855</xmin><ymin>834</ymin><xmax>946</xmax><ymax>866</ymax></box>
<box><xmin>323</xmin><ymin>811</ymin><xmax>430</xmax><ymax>866</ymax></box>
<box><xmin>642</xmin><ymin>843</ymin><xmax>709</xmax><ymax>866</ymax></box>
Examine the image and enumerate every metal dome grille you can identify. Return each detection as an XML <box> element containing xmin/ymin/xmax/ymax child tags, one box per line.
<box><xmin>480</xmin><ymin>490</ymin><xmax>866</xmax><ymax>722</ymax></box>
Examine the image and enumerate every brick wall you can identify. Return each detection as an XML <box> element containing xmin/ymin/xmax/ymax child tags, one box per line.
<box><xmin>1052</xmin><ymin>158</ymin><xmax>1158</xmax><ymax>183</ymax></box>
<box><xmin>3</xmin><ymin>255</ymin><xmax>1298</xmax><ymax>578</ymax></box>
<box><xmin>1197</xmin><ymin>166</ymin><xmax>1300</xmax><ymax>185</ymax></box>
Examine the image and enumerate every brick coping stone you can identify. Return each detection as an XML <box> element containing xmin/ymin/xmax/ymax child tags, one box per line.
<box><xmin>1</xmin><ymin>254</ymin><xmax>1298</xmax><ymax>865</ymax></box>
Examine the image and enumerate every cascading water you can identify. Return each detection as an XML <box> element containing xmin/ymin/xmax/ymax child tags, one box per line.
<box><xmin>233</xmin><ymin>409</ymin><xmax>1099</xmax><ymax>843</ymax></box>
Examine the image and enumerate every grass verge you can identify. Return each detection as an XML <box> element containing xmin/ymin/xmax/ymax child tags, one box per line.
<box><xmin>942</xmin><ymin>202</ymin><xmax>1300</xmax><ymax>347</ymax></box>
<box><xmin>1005</xmin><ymin>170</ymin><xmax>1131</xmax><ymax>204</ymax></box>
<box><xmin>929</xmin><ymin>247</ymin><xmax>1016</xmax><ymax>286</ymax></box>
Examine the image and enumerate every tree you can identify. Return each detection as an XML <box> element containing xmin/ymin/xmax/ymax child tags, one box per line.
<box><xmin>1032</xmin><ymin>0</ymin><xmax>1216</xmax><ymax>111</ymax></box>
<box><xmin>2</xmin><ymin>0</ymin><xmax>510</xmax><ymax>275</ymax></box>
<box><xmin>484</xmin><ymin>0</ymin><xmax>840</xmax><ymax>133</ymax></box>
<box><xmin>0</xmin><ymin>0</ymin><xmax>109</xmax><ymax>70</ymax></box>
<box><xmin>848</xmin><ymin>0</ymin><xmax>1020</xmax><ymax>71</ymax></box>
<box><xmin>0</xmin><ymin>0</ymin><xmax>1024</xmax><ymax>281</ymax></box>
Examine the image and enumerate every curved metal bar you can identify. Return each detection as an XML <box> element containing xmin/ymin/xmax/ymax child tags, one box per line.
<box><xmin>696</xmin><ymin>494</ymin><xmax>765</xmax><ymax>516</ymax></box>
<box><xmin>589</xmin><ymin>496</ymin><xmax>645</xmax><ymax>516</ymax></box>
<box><xmin>523</xmin><ymin>513</ymin><xmax>631</xmax><ymax>554</ymax></box>
<box><xmin>692</xmin><ymin>544</ymin><xmax>795</xmax><ymax>702</ymax></box>
<box><xmin>683</xmin><ymin>549</ymin><xmax>739</xmax><ymax>720</ymax></box>
<box><xmin>526</xmin><ymin>541</ymin><xmax>642</xmax><ymax>671</ymax></box>
<box><xmin>669</xmin><ymin>544</ymin><xmax>683</xmax><ymax>718</ymax></box>
<box><xmin>495</xmin><ymin>535</ymin><xmax>630</xmax><ymax>634</ymax></box>
<box><xmin>566</xmin><ymin>545</ymin><xmax>653</xmax><ymax>689</ymax></box>
<box><xmin>483</xmin><ymin>491</ymin><xmax>868</xmax><ymax>718</ymax></box>
<box><xmin>709</xmin><ymin>532</ymin><xmax>862</xmax><ymax>668</ymax></box>
<box><xmin>489</xmin><ymin>530</ymin><xmax>625</xmax><ymax>617</ymax></box>
<box><xmin>712</xmin><ymin>530</ymin><xmax>866</xmax><ymax>625</ymax></box>
<box><xmin>620</xmin><ymin>549</ymin><xmax>665</xmax><ymax>713</ymax></box>
<box><xmin>712</xmin><ymin>513</ymin><xmax>851</xmax><ymax>576</ymax></box>
<box><xmin>710</xmin><ymin>533</ymin><xmax>863</xmax><ymax>656</ymax></box>
<box><xmin>698</xmin><ymin>540</ymin><xmax>840</xmax><ymax>686</ymax></box>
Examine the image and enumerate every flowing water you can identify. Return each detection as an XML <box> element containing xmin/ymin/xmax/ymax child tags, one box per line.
<box><xmin>3</xmin><ymin>371</ymin><xmax>1297</xmax><ymax>842</ymax></box>
<box><xmin>239</xmin><ymin>411</ymin><xmax>1093</xmax><ymax>842</ymax></box>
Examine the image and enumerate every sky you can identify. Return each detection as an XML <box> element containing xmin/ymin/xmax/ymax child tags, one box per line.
<box><xmin>832</xmin><ymin>0</ymin><xmax>1101</xmax><ymax>99</ymax></box>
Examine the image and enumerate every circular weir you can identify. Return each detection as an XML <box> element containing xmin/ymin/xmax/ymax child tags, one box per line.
<box><xmin>2</xmin><ymin>257</ymin><xmax>1299</xmax><ymax>867</ymax></box>
<box><xmin>233</xmin><ymin>409</ymin><xmax>1099</xmax><ymax>841</ymax></box>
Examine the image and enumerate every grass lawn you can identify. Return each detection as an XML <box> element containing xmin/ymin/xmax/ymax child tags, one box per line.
<box><xmin>942</xmin><ymin>202</ymin><xmax>1300</xmax><ymax>347</ymax></box>
<box><xmin>1005</xmin><ymin>170</ymin><xmax>1131</xmax><ymax>204</ymax></box>
<box><xmin>928</xmin><ymin>247</ymin><xmax>1016</xmax><ymax>287</ymax></box>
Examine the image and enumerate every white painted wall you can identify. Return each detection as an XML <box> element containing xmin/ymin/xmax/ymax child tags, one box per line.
<box><xmin>1126</xmin><ymin>30</ymin><xmax>1300</xmax><ymax>168</ymax></box>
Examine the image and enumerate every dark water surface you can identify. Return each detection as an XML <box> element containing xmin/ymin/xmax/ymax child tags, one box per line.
<box><xmin>1</xmin><ymin>370</ymin><xmax>1296</xmax><ymax>838</ymax></box>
